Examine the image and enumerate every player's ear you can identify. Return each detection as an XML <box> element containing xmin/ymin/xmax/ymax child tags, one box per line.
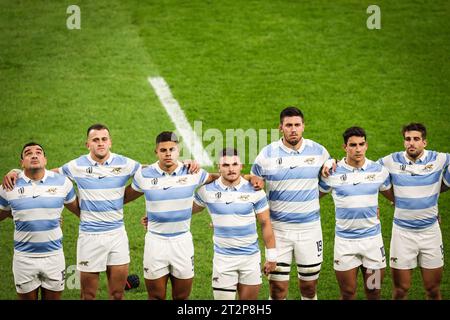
<box><xmin>342</xmin><ymin>143</ymin><xmax>346</xmax><ymax>151</ymax></box>
<box><xmin>423</xmin><ymin>139</ymin><xmax>427</xmax><ymax>148</ymax></box>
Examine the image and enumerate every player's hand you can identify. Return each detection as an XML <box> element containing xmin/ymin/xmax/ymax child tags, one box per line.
<box><xmin>182</xmin><ymin>160</ymin><xmax>200</xmax><ymax>174</ymax></box>
<box><xmin>140</xmin><ymin>215</ymin><xmax>148</xmax><ymax>230</ymax></box>
<box><xmin>377</xmin><ymin>207</ymin><xmax>380</xmax><ymax>220</ymax></box>
<box><xmin>60</xmin><ymin>216</ymin><xmax>64</xmax><ymax>227</ymax></box>
<box><xmin>321</xmin><ymin>159</ymin><xmax>336</xmax><ymax>178</ymax></box>
<box><xmin>2</xmin><ymin>170</ymin><xmax>19</xmax><ymax>191</ymax></box>
<box><xmin>263</xmin><ymin>261</ymin><xmax>276</xmax><ymax>276</ymax></box>
<box><xmin>250</xmin><ymin>176</ymin><xmax>264</xmax><ymax>191</ymax></box>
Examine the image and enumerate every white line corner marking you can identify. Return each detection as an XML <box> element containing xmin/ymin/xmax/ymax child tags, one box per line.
<box><xmin>148</xmin><ymin>76</ymin><xmax>213</xmax><ymax>166</ymax></box>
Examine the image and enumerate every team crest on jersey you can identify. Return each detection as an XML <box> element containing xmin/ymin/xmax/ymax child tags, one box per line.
<box><xmin>365</xmin><ymin>174</ymin><xmax>376</xmax><ymax>181</ymax></box>
<box><xmin>304</xmin><ymin>157</ymin><xmax>315</xmax><ymax>165</ymax></box>
<box><xmin>177</xmin><ymin>177</ymin><xmax>188</xmax><ymax>184</ymax></box>
<box><xmin>86</xmin><ymin>167</ymin><xmax>93</xmax><ymax>174</ymax></box>
<box><xmin>239</xmin><ymin>194</ymin><xmax>250</xmax><ymax>201</ymax></box>
<box><xmin>340</xmin><ymin>174</ymin><xmax>347</xmax><ymax>182</ymax></box>
<box><xmin>151</xmin><ymin>178</ymin><xmax>158</xmax><ymax>185</ymax></box>
<box><xmin>215</xmin><ymin>192</ymin><xmax>222</xmax><ymax>199</ymax></box>
<box><xmin>111</xmin><ymin>167</ymin><xmax>122</xmax><ymax>174</ymax></box>
<box><xmin>46</xmin><ymin>188</ymin><xmax>57</xmax><ymax>195</ymax></box>
<box><xmin>423</xmin><ymin>164</ymin><xmax>434</xmax><ymax>172</ymax></box>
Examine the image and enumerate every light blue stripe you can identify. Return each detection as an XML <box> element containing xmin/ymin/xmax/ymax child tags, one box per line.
<box><xmin>251</xmin><ymin>163</ymin><xmax>264</xmax><ymax>177</ymax></box>
<box><xmin>336</xmin><ymin>224</ymin><xmax>380</xmax><ymax>239</ymax></box>
<box><xmin>318</xmin><ymin>179</ymin><xmax>331</xmax><ymax>192</ymax></box>
<box><xmin>79</xmin><ymin>219</ymin><xmax>124</xmax><ymax>232</ymax></box>
<box><xmin>75</xmin><ymin>156</ymin><xmax>93</xmax><ymax>167</ymax></box>
<box><xmin>141</xmin><ymin>167</ymin><xmax>162</xmax><ymax>179</ymax></box>
<box><xmin>75</xmin><ymin>176</ymin><xmax>130</xmax><ymax>190</ymax></box>
<box><xmin>0</xmin><ymin>195</ymin><xmax>8</xmax><ymax>207</ymax></box>
<box><xmin>109</xmin><ymin>156</ymin><xmax>128</xmax><ymax>166</ymax></box>
<box><xmin>391</xmin><ymin>170</ymin><xmax>442</xmax><ymax>187</ymax></box>
<box><xmin>80</xmin><ymin>197</ymin><xmax>124</xmax><ymax>212</ymax></box>
<box><xmin>132</xmin><ymin>162</ymin><xmax>140</xmax><ymax>175</ymax></box>
<box><xmin>270</xmin><ymin>209</ymin><xmax>320</xmax><ymax>224</ymax></box>
<box><xmin>41</xmin><ymin>175</ymin><xmax>66</xmax><ymax>186</ymax></box>
<box><xmin>14</xmin><ymin>238</ymin><xmax>62</xmax><ymax>253</ymax></box>
<box><xmin>268</xmin><ymin>189</ymin><xmax>318</xmax><ymax>202</ymax></box>
<box><xmin>395</xmin><ymin>194</ymin><xmax>438</xmax><ymax>210</ymax></box>
<box><xmin>149</xmin><ymin>230</ymin><xmax>188</xmax><ymax>237</ymax></box>
<box><xmin>394</xmin><ymin>217</ymin><xmax>437</xmax><ymax>229</ymax></box>
<box><xmin>144</xmin><ymin>185</ymin><xmax>196</xmax><ymax>201</ymax></box>
<box><xmin>200</xmin><ymin>170</ymin><xmax>208</xmax><ymax>184</ymax></box>
<box><xmin>148</xmin><ymin>208</ymin><xmax>191</xmax><ymax>223</ymax></box>
<box><xmin>9</xmin><ymin>197</ymin><xmax>65</xmax><ymax>211</ymax></box>
<box><xmin>335</xmin><ymin>206</ymin><xmax>377</xmax><ymax>220</ymax></box>
<box><xmin>214</xmin><ymin>241</ymin><xmax>259</xmax><ymax>255</ymax></box>
<box><xmin>214</xmin><ymin>223</ymin><xmax>256</xmax><ymax>238</ymax></box>
<box><xmin>15</xmin><ymin>219</ymin><xmax>60</xmax><ymax>232</ymax></box>
<box><xmin>62</xmin><ymin>164</ymin><xmax>73</xmax><ymax>178</ymax></box>
<box><xmin>208</xmin><ymin>202</ymin><xmax>254</xmax><ymax>216</ymax></box>
<box><xmin>254</xmin><ymin>197</ymin><xmax>268</xmax><ymax>211</ymax></box>
<box><xmin>334</xmin><ymin>183</ymin><xmax>380</xmax><ymax>197</ymax></box>
<box><xmin>65</xmin><ymin>187</ymin><xmax>76</xmax><ymax>202</ymax></box>
<box><xmin>266</xmin><ymin>166</ymin><xmax>321</xmax><ymax>181</ymax></box>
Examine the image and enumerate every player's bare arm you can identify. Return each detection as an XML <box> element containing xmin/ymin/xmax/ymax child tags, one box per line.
<box><xmin>123</xmin><ymin>185</ymin><xmax>144</xmax><ymax>204</ymax></box>
<box><xmin>0</xmin><ymin>209</ymin><xmax>12</xmax><ymax>222</ymax></box>
<box><xmin>64</xmin><ymin>198</ymin><xmax>81</xmax><ymax>217</ymax></box>
<box><xmin>381</xmin><ymin>188</ymin><xmax>395</xmax><ymax>203</ymax></box>
<box><xmin>257</xmin><ymin>209</ymin><xmax>276</xmax><ymax>275</ymax></box>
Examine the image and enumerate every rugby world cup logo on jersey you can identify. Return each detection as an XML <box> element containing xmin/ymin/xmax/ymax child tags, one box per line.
<box><xmin>18</xmin><ymin>187</ymin><xmax>25</xmax><ymax>196</ymax></box>
<box><xmin>276</xmin><ymin>158</ymin><xmax>283</xmax><ymax>165</ymax></box>
<box><xmin>86</xmin><ymin>167</ymin><xmax>93</xmax><ymax>174</ymax></box>
<box><xmin>340</xmin><ymin>174</ymin><xmax>347</xmax><ymax>182</ymax></box>
<box><xmin>400</xmin><ymin>164</ymin><xmax>407</xmax><ymax>171</ymax></box>
<box><xmin>215</xmin><ymin>192</ymin><xmax>222</xmax><ymax>199</ymax></box>
<box><xmin>151</xmin><ymin>178</ymin><xmax>158</xmax><ymax>185</ymax></box>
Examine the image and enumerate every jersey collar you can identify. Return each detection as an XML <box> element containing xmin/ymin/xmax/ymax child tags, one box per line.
<box><xmin>217</xmin><ymin>176</ymin><xmax>246</xmax><ymax>191</ymax></box>
<box><xmin>340</xmin><ymin>157</ymin><xmax>370</xmax><ymax>172</ymax></box>
<box><xmin>20</xmin><ymin>169</ymin><xmax>51</xmax><ymax>184</ymax></box>
<box><xmin>278</xmin><ymin>138</ymin><xmax>305</xmax><ymax>155</ymax></box>
<box><xmin>154</xmin><ymin>161</ymin><xmax>184</xmax><ymax>176</ymax></box>
<box><xmin>87</xmin><ymin>152</ymin><xmax>114</xmax><ymax>166</ymax></box>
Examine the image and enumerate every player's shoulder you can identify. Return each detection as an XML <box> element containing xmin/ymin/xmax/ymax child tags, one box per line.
<box><xmin>140</xmin><ymin>163</ymin><xmax>161</xmax><ymax>179</ymax></box>
<box><xmin>110</xmin><ymin>153</ymin><xmax>139</xmax><ymax>166</ymax></box>
<box><xmin>44</xmin><ymin>170</ymin><xmax>69</xmax><ymax>186</ymax></box>
<box><xmin>303</xmin><ymin>138</ymin><xmax>328</xmax><ymax>154</ymax></box>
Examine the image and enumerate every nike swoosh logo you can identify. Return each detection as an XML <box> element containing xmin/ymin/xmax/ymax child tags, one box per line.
<box><xmin>32</xmin><ymin>195</ymin><xmax>40</xmax><ymax>199</ymax></box>
<box><xmin>225</xmin><ymin>202</ymin><xmax>233</xmax><ymax>205</ymax></box>
<box><xmin>290</xmin><ymin>166</ymin><xmax>297</xmax><ymax>169</ymax></box>
<box><xmin>98</xmin><ymin>176</ymin><xmax>106</xmax><ymax>179</ymax></box>
<box><xmin>163</xmin><ymin>186</ymin><xmax>172</xmax><ymax>190</ymax></box>
<box><xmin>353</xmin><ymin>182</ymin><xmax>360</xmax><ymax>185</ymax></box>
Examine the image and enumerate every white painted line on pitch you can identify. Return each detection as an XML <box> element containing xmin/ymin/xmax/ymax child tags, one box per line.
<box><xmin>148</xmin><ymin>76</ymin><xmax>213</xmax><ymax>166</ymax></box>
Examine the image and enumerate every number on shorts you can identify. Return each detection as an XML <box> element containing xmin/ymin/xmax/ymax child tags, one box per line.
<box><xmin>316</xmin><ymin>240</ymin><xmax>323</xmax><ymax>253</ymax></box>
<box><xmin>380</xmin><ymin>246</ymin><xmax>385</xmax><ymax>258</ymax></box>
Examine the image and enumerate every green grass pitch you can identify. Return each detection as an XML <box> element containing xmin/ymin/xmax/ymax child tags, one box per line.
<box><xmin>0</xmin><ymin>0</ymin><xmax>449</xmax><ymax>299</ymax></box>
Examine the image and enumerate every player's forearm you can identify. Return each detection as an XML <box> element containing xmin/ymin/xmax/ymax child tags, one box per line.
<box><xmin>124</xmin><ymin>185</ymin><xmax>143</xmax><ymax>204</ymax></box>
<box><xmin>261</xmin><ymin>220</ymin><xmax>275</xmax><ymax>249</ymax></box>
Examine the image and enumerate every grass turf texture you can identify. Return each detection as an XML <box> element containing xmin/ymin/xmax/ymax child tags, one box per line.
<box><xmin>0</xmin><ymin>0</ymin><xmax>449</xmax><ymax>299</ymax></box>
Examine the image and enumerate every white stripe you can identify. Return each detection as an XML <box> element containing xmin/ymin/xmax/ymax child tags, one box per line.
<box><xmin>148</xmin><ymin>220</ymin><xmax>191</xmax><ymax>234</ymax></box>
<box><xmin>267</xmin><ymin>178</ymin><xmax>318</xmax><ymax>192</ymax></box>
<box><xmin>78</xmin><ymin>187</ymin><xmax>125</xmax><ymax>201</ymax></box>
<box><xmin>14</xmin><ymin>228</ymin><xmax>62</xmax><ymax>243</ymax></box>
<box><xmin>269</xmin><ymin>199</ymin><xmax>319</xmax><ymax>213</ymax></box>
<box><xmin>81</xmin><ymin>210</ymin><xmax>123</xmax><ymax>222</ymax></box>
<box><xmin>146</xmin><ymin>198</ymin><xmax>194</xmax><ymax>213</ymax></box>
<box><xmin>332</xmin><ymin>194</ymin><xmax>378</xmax><ymax>209</ymax></box>
<box><xmin>393</xmin><ymin>183</ymin><xmax>440</xmax><ymax>198</ymax></box>
<box><xmin>13</xmin><ymin>208</ymin><xmax>61</xmax><ymax>221</ymax></box>
<box><xmin>211</xmin><ymin>214</ymin><xmax>255</xmax><ymax>228</ymax></box>
<box><xmin>272</xmin><ymin>219</ymin><xmax>320</xmax><ymax>231</ymax></box>
<box><xmin>394</xmin><ymin>207</ymin><xmax>438</xmax><ymax>220</ymax></box>
<box><xmin>336</xmin><ymin>217</ymin><xmax>379</xmax><ymax>231</ymax></box>
<box><xmin>148</xmin><ymin>77</ymin><xmax>213</xmax><ymax>166</ymax></box>
<box><xmin>214</xmin><ymin>235</ymin><xmax>258</xmax><ymax>248</ymax></box>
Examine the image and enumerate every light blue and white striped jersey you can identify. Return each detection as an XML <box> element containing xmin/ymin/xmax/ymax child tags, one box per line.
<box><xmin>194</xmin><ymin>178</ymin><xmax>269</xmax><ymax>256</ymax></box>
<box><xmin>379</xmin><ymin>150</ymin><xmax>450</xmax><ymax>230</ymax></box>
<box><xmin>251</xmin><ymin>138</ymin><xmax>330</xmax><ymax>231</ymax></box>
<box><xmin>59</xmin><ymin>153</ymin><xmax>140</xmax><ymax>233</ymax></box>
<box><xmin>319</xmin><ymin>158</ymin><xmax>391</xmax><ymax>239</ymax></box>
<box><xmin>0</xmin><ymin>170</ymin><xmax>76</xmax><ymax>257</ymax></box>
<box><xmin>132</xmin><ymin>161</ymin><xmax>209</xmax><ymax>237</ymax></box>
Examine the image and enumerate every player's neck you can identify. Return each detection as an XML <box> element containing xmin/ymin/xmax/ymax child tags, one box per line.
<box><xmin>220</xmin><ymin>176</ymin><xmax>241</xmax><ymax>188</ymax></box>
<box><xmin>345</xmin><ymin>157</ymin><xmax>365</xmax><ymax>169</ymax></box>
<box><xmin>24</xmin><ymin>168</ymin><xmax>45</xmax><ymax>181</ymax></box>
<box><xmin>405</xmin><ymin>150</ymin><xmax>424</xmax><ymax>163</ymax></box>
<box><xmin>282</xmin><ymin>137</ymin><xmax>303</xmax><ymax>151</ymax></box>
<box><xmin>158</xmin><ymin>161</ymin><xmax>178</xmax><ymax>175</ymax></box>
<box><xmin>90</xmin><ymin>152</ymin><xmax>111</xmax><ymax>165</ymax></box>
